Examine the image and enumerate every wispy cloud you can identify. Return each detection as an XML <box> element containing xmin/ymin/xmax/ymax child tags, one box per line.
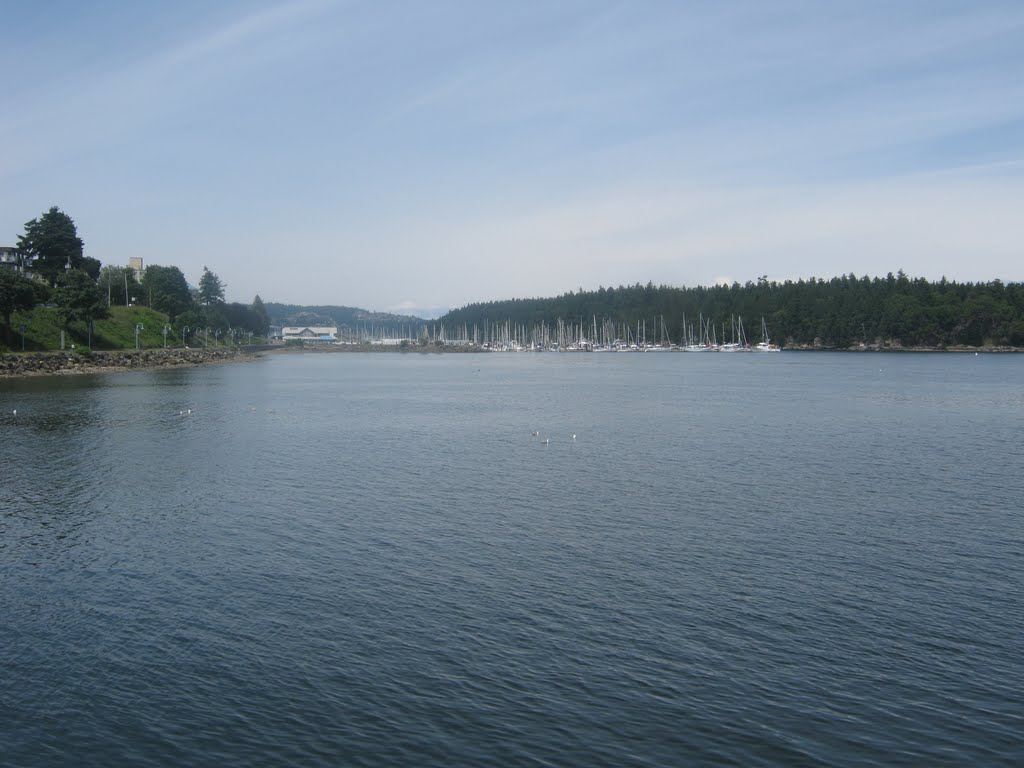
<box><xmin>0</xmin><ymin>0</ymin><xmax>335</xmax><ymax>178</ymax></box>
<box><xmin>3</xmin><ymin>1</ymin><xmax>1023</xmax><ymax>309</ymax></box>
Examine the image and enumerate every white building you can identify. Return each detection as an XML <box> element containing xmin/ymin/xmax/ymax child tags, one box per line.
<box><xmin>281</xmin><ymin>326</ymin><xmax>338</xmax><ymax>344</ymax></box>
<box><xmin>0</xmin><ymin>246</ymin><xmax>29</xmax><ymax>273</ymax></box>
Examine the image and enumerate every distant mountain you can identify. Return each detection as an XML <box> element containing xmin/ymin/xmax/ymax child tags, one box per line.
<box><xmin>404</xmin><ymin>306</ymin><xmax>450</xmax><ymax>321</ymax></box>
<box><xmin>265</xmin><ymin>303</ymin><xmax>427</xmax><ymax>333</ymax></box>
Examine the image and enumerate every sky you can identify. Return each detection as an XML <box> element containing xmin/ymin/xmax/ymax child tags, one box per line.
<box><xmin>2</xmin><ymin>1</ymin><xmax>1023</xmax><ymax>316</ymax></box>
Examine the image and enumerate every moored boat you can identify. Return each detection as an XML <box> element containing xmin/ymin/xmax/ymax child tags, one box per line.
<box><xmin>753</xmin><ymin>316</ymin><xmax>781</xmax><ymax>352</ymax></box>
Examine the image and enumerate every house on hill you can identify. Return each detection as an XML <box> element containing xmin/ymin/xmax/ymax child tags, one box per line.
<box><xmin>0</xmin><ymin>246</ymin><xmax>31</xmax><ymax>274</ymax></box>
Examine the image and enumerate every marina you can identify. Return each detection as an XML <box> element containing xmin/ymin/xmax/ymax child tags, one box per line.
<box><xmin>358</xmin><ymin>314</ymin><xmax>782</xmax><ymax>353</ymax></box>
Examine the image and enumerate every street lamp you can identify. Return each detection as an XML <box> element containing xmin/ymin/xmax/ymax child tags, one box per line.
<box><xmin>215</xmin><ymin>328</ymin><xmax>222</xmax><ymax>346</ymax></box>
<box><xmin>19</xmin><ymin>322</ymin><xmax>27</xmax><ymax>351</ymax></box>
<box><xmin>163</xmin><ymin>324</ymin><xmax>171</xmax><ymax>348</ymax></box>
<box><xmin>134</xmin><ymin>323</ymin><xmax>145</xmax><ymax>350</ymax></box>
<box><xmin>181</xmin><ymin>325</ymin><xmax>190</xmax><ymax>347</ymax></box>
<box><xmin>204</xmin><ymin>327</ymin><xmax>210</xmax><ymax>347</ymax></box>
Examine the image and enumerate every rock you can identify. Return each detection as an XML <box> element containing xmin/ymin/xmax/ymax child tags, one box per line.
<box><xmin>0</xmin><ymin>348</ymin><xmax>256</xmax><ymax>378</ymax></box>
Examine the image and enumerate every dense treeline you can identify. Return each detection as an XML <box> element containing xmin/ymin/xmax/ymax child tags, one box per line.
<box><xmin>439</xmin><ymin>272</ymin><xmax>1024</xmax><ymax>348</ymax></box>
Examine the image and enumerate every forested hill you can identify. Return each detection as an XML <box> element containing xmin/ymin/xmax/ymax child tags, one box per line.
<box><xmin>438</xmin><ymin>273</ymin><xmax>1024</xmax><ymax>348</ymax></box>
<box><xmin>265</xmin><ymin>303</ymin><xmax>425</xmax><ymax>333</ymax></box>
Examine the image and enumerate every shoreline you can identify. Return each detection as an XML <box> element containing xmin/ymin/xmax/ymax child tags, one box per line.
<box><xmin>782</xmin><ymin>343</ymin><xmax>1023</xmax><ymax>353</ymax></box>
<box><xmin>0</xmin><ymin>347</ymin><xmax>263</xmax><ymax>378</ymax></box>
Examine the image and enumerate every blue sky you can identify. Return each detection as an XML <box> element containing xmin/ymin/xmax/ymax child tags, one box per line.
<box><xmin>2</xmin><ymin>1</ymin><xmax>1022</xmax><ymax>315</ymax></box>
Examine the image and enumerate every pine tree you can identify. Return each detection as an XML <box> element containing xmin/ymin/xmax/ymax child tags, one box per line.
<box><xmin>198</xmin><ymin>266</ymin><xmax>226</xmax><ymax>306</ymax></box>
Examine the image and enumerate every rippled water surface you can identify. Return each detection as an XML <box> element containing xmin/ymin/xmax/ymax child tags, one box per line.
<box><xmin>2</xmin><ymin>352</ymin><xmax>1022</xmax><ymax>766</ymax></box>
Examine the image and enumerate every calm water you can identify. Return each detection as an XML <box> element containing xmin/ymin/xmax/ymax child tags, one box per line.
<box><xmin>2</xmin><ymin>352</ymin><xmax>1022</xmax><ymax>766</ymax></box>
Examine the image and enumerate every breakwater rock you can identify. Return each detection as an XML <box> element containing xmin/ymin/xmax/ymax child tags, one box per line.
<box><xmin>0</xmin><ymin>348</ymin><xmax>258</xmax><ymax>378</ymax></box>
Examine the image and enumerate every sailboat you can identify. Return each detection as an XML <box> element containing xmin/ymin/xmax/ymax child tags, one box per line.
<box><xmin>720</xmin><ymin>315</ymin><xmax>751</xmax><ymax>352</ymax></box>
<box><xmin>645</xmin><ymin>315</ymin><xmax>674</xmax><ymax>350</ymax></box>
<box><xmin>754</xmin><ymin>316</ymin><xmax>781</xmax><ymax>352</ymax></box>
<box><xmin>683</xmin><ymin>313</ymin><xmax>714</xmax><ymax>351</ymax></box>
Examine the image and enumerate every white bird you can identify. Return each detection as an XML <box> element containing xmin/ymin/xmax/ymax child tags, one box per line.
<box><xmin>541</xmin><ymin>438</ymin><xmax>550</xmax><ymax>445</ymax></box>
<box><xmin>570</xmin><ymin>434</ymin><xmax>576</xmax><ymax>440</ymax></box>
<box><xmin>532</xmin><ymin>430</ymin><xmax>539</xmax><ymax>436</ymax></box>
<box><xmin>12</xmin><ymin>409</ymin><xmax>16</xmax><ymax>416</ymax></box>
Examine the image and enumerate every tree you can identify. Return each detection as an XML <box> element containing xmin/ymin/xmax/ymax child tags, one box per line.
<box><xmin>51</xmin><ymin>269</ymin><xmax>109</xmax><ymax>330</ymax></box>
<box><xmin>0</xmin><ymin>270</ymin><xmax>39</xmax><ymax>335</ymax></box>
<box><xmin>251</xmin><ymin>294</ymin><xmax>270</xmax><ymax>335</ymax></box>
<box><xmin>203</xmin><ymin>304</ymin><xmax>229</xmax><ymax>335</ymax></box>
<box><xmin>142</xmin><ymin>264</ymin><xmax>192</xmax><ymax>320</ymax></box>
<box><xmin>80</xmin><ymin>256</ymin><xmax>102</xmax><ymax>280</ymax></box>
<box><xmin>198</xmin><ymin>266</ymin><xmax>225</xmax><ymax>306</ymax></box>
<box><xmin>98</xmin><ymin>265</ymin><xmax>141</xmax><ymax>307</ymax></box>
<box><xmin>17</xmin><ymin>207</ymin><xmax>86</xmax><ymax>285</ymax></box>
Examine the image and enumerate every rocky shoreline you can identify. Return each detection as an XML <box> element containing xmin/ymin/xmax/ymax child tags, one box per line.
<box><xmin>0</xmin><ymin>348</ymin><xmax>262</xmax><ymax>378</ymax></box>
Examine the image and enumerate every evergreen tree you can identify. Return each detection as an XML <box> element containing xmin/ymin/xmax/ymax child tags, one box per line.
<box><xmin>198</xmin><ymin>266</ymin><xmax>226</xmax><ymax>306</ymax></box>
<box><xmin>17</xmin><ymin>207</ymin><xmax>86</xmax><ymax>285</ymax></box>
<box><xmin>251</xmin><ymin>294</ymin><xmax>270</xmax><ymax>334</ymax></box>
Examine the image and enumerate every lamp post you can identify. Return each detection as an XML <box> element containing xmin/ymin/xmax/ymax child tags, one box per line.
<box><xmin>181</xmin><ymin>325</ymin><xmax>190</xmax><ymax>347</ymax></box>
<box><xmin>163</xmin><ymin>324</ymin><xmax>171</xmax><ymax>348</ymax></box>
<box><xmin>134</xmin><ymin>323</ymin><xmax>145</xmax><ymax>350</ymax></box>
<box><xmin>215</xmin><ymin>329</ymin><xmax>222</xmax><ymax>346</ymax></box>
<box><xmin>204</xmin><ymin>327</ymin><xmax>209</xmax><ymax>347</ymax></box>
<box><xmin>87</xmin><ymin>320</ymin><xmax>93</xmax><ymax>351</ymax></box>
<box><xmin>20</xmin><ymin>323</ymin><xmax>27</xmax><ymax>351</ymax></box>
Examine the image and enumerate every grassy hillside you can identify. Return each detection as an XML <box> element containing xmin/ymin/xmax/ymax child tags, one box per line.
<box><xmin>2</xmin><ymin>306</ymin><xmax>190</xmax><ymax>353</ymax></box>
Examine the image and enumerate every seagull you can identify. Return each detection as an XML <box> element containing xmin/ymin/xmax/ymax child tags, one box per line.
<box><xmin>570</xmin><ymin>434</ymin><xmax>576</xmax><ymax>440</ymax></box>
<box><xmin>541</xmin><ymin>438</ymin><xmax>550</xmax><ymax>445</ymax></box>
<box><xmin>12</xmin><ymin>409</ymin><xmax>16</xmax><ymax>417</ymax></box>
<box><xmin>532</xmin><ymin>430</ymin><xmax>539</xmax><ymax>436</ymax></box>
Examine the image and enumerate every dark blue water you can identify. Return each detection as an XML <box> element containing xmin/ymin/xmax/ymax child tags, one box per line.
<box><xmin>2</xmin><ymin>352</ymin><xmax>1022</xmax><ymax>766</ymax></box>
